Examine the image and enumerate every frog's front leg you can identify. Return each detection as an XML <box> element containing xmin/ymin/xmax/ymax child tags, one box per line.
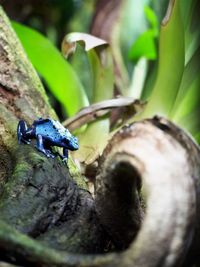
<box><xmin>35</xmin><ymin>135</ymin><xmax>55</xmax><ymax>158</ymax></box>
<box><xmin>56</xmin><ymin>148</ymin><xmax>68</xmax><ymax>162</ymax></box>
<box><xmin>63</xmin><ymin>148</ymin><xmax>68</xmax><ymax>160</ymax></box>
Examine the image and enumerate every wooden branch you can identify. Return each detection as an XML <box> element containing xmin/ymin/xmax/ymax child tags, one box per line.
<box><xmin>63</xmin><ymin>97</ymin><xmax>145</xmax><ymax>131</ymax></box>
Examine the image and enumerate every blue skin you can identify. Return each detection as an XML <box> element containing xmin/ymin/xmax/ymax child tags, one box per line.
<box><xmin>17</xmin><ymin>118</ymin><xmax>79</xmax><ymax>160</ymax></box>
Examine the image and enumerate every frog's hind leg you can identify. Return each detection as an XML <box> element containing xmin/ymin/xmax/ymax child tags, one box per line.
<box><xmin>17</xmin><ymin>120</ymin><xmax>31</xmax><ymax>144</ymax></box>
<box><xmin>35</xmin><ymin>135</ymin><xmax>55</xmax><ymax>158</ymax></box>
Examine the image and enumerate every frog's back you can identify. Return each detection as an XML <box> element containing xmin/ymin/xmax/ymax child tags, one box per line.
<box><xmin>51</xmin><ymin>120</ymin><xmax>70</xmax><ymax>137</ymax></box>
<box><xmin>35</xmin><ymin>119</ymin><xmax>57</xmax><ymax>138</ymax></box>
<box><xmin>34</xmin><ymin>119</ymin><xmax>70</xmax><ymax>142</ymax></box>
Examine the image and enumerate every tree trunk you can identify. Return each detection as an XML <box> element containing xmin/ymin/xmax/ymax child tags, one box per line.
<box><xmin>0</xmin><ymin>6</ymin><xmax>109</xmax><ymax>266</ymax></box>
<box><xmin>0</xmin><ymin>5</ymin><xmax>200</xmax><ymax>267</ymax></box>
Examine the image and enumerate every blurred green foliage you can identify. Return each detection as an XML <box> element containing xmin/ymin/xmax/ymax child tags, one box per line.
<box><xmin>128</xmin><ymin>6</ymin><xmax>158</xmax><ymax>62</ymax></box>
<box><xmin>13</xmin><ymin>22</ymin><xmax>89</xmax><ymax>116</ymax></box>
<box><xmin>7</xmin><ymin>0</ymin><xmax>200</xmax><ymax>146</ymax></box>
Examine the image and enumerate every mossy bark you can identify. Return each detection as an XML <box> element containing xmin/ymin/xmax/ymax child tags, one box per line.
<box><xmin>0</xmin><ymin>6</ymin><xmax>109</xmax><ymax>266</ymax></box>
<box><xmin>1</xmin><ymin>5</ymin><xmax>200</xmax><ymax>267</ymax></box>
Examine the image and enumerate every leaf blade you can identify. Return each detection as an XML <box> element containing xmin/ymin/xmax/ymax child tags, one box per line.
<box><xmin>12</xmin><ymin>22</ymin><xmax>89</xmax><ymax>116</ymax></box>
<box><xmin>141</xmin><ymin>0</ymin><xmax>185</xmax><ymax>118</ymax></box>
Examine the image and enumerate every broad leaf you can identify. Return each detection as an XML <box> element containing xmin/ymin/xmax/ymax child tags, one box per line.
<box><xmin>170</xmin><ymin>46</ymin><xmax>200</xmax><ymax>118</ymax></box>
<box><xmin>171</xmin><ymin>48</ymin><xmax>200</xmax><ymax>139</ymax></box>
<box><xmin>62</xmin><ymin>33</ymin><xmax>114</xmax><ymax>164</ymax></box>
<box><xmin>182</xmin><ymin>0</ymin><xmax>200</xmax><ymax>63</ymax></box>
<box><xmin>62</xmin><ymin>32</ymin><xmax>107</xmax><ymax>56</ymax></box>
<box><xmin>12</xmin><ymin>22</ymin><xmax>89</xmax><ymax>116</ymax></box>
<box><xmin>128</xmin><ymin>30</ymin><xmax>157</xmax><ymax>62</ymax></box>
<box><xmin>144</xmin><ymin>6</ymin><xmax>159</xmax><ymax>36</ymax></box>
<box><xmin>128</xmin><ymin>6</ymin><xmax>158</xmax><ymax>63</ymax></box>
<box><xmin>140</xmin><ymin>0</ymin><xmax>185</xmax><ymax>118</ymax></box>
<box><xmin>128</xmin><ymin>58</ymin><xmax>148</xmax><ymax>99</ymax></box>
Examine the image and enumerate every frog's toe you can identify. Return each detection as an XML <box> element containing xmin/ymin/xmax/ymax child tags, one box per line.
<box><xmin>23</xmin><ymin>139</ymin><xmax>31</xmax><ymax>145</ymax></box>
<box><xmin>45</xmin><ymin>149</ymin><xmax>56</xmax><ymax>158</ymax></box>
<box><xmin>62</xmin><ymin>157</ymin><xmax>68</xmax><ymax>162</ymax></box>
<box><xmin>49</xmin><ymin>153</ymin><xmax>55</xmax><ymax>159</ymax></box>
<box><xmin>43</xmin><ymin>151</ymin><xmax>53</xmax><ymax>158</ymax></box>
<box><xmin>35</xmin><ymin>146</ymin><xmax>50</xmax><ymax>158</ymax></box>
<box><xmin>19</xmin><ymin>136</ymin><xmax>31</xmax><ymax>145</ymax></box>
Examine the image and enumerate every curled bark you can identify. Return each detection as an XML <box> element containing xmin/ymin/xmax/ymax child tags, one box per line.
<box><xmin>95</xmin><ymin>117</ymin><xmax>200</xmax><ymax>267</ymax></box>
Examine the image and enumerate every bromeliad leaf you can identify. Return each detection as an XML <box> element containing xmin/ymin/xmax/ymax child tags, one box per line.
<box><xmin>140</xmin><ymin>0</ymin><xmax>185</xmax><ymax>118</ymax></box>
<box><xmin>128</xmin><ymin>6</ymin><xmax>158</xmax><ymax>63</ymax></box>
<box><xmin>171</xmin><ymin>46</ymin><xmax>200</xmax><ymax>139</ymax></box>
<box><xmin>62</xmin><ymin>32</ymin><xmax>114</xmax><ymax>164</ymax></box>
<box><xmin>144</xmin><ymin>6</ymin><xmax>159</xmax><ymax>36</ymax></box>
<box><xmin>128</xmin><ymin>30</ymin><xmax>157</xmax><ymax>62</ymax></box>
<box><xmin>12</xmin><ymin>22</ymin><xmax>89</xmax><ymax>116</ymax></box>
<box><xmin>89</xmin><ymin>0</ymin><xmax>153</xmax><ymax>96</ymax></box>
<box><xmin>170</xmin><ymin>46</ymin><xmax>200</xmax><ymax>118</ymax></box>
<box><xmin>62</xmin><ymin>32</ymin><xmax>107</xmax><ymax>58</ymax></box>
<box><xmin>182</xmin><ymin>0</ymin><xmax>200</xmax><ymax>63</ymax></box>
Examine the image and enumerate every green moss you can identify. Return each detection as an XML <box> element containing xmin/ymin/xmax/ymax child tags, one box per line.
<box><xmin>68</xmin><ymin>157</ymin><xmax>88</xmax><ymax>190</ymax></box>
<box><xmin>13</xmin><ymin>162</ymin><xmax>31</xmax><ymax>175</ymax></box>
<box><xmin>0</xmin><ymin>220</ymin><xmax>63</xmax><ymax>263</ymax></box>
<box><xmin>28</xmin><ymin>151</ymin><xmax>46</xmax><ymax>165</ymax></box>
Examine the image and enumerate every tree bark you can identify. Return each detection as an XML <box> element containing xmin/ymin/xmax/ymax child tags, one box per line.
<box><xmin>0</xmin><ymin>5</ymin><xmax>200</xmax><ymax>267</ymax></box>
<box><xmin>0</xmin><ymin>5</ymin><xmax>109</xmax><ymax>265</ymax></box>
<box><xmin>96</xmin><ymin>117</ymin><xmax>200</xmax><ymax>267</ymax></box>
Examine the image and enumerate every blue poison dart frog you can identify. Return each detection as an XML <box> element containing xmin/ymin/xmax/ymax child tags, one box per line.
<box><xmin>17</xmin><ymin>118</ymin><xmax>79</xmax><ymax>160</ymax></box>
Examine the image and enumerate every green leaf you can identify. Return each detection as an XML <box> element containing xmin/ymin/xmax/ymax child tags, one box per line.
<box><xmin>128</xmin><ymin>57</ymin><xmax>148</xmax><ymax>99</ymax></box>
<box><xmin>62</xmin><ymin>32</ymin><xmax>107</xmax><ymax>57</ymax></box>
<box><xmin>128</xmin><ymin>6</ymin><xmax>158</xmax><ymax>63</ymax></box>
<box><xmin>62</xmin><ymin>33</ymin><xmax>114</xmax><ymax>164</ymax></box>
<box><xmin>141</xmin><ymin>61</ymin><xmax>158</xmax><ymax>100</ymax></box>
<box><xmin>88</xmin><ymin>48</ymin><xmax>114</xmax><ymax>102</ymax></box>
<box><xmin>171</xmin><ymin>47</ymin><xmax>200</xmax><ymax>138</ymax></box>
<box><xmin>12</xmin><ymin>22</ymin><xmax>89</xmax><ymax>116</ymax></box>
<box><xmin>151</xmin><ymin>0</ymin><xmax>169</xmax><ymax>23</ymax></box>
<box><xmin>182</xmin><ymin>0</ymin><xmax>200</xmax><ymax>63</ymax></box>
<box><xmin>76</xmin><ymin>46</ymin><xmax>114</xmax><ymax>164</ymax></box>
<box><xmin>105</xmin><ymin>0</ymin><xmax>152</xmax><ymax>94</ymax></box>
<box><xmin>144</xmin><ymin>5</ymin><xmax>159</xmax><ymax>37</ymax></box>
<box><xmin>177</xmin><ymin>107</ymin><xmax>200</xmax><ymax>140</ymax></box>
<box><xmin>62</xmin><ymin>32</ymin><xmax>114</xmax><ymax>102</ymax></box>
<box><xmin>128</xmin><ymin>30</ymin><xmax>157</xmax><ymax>62</ymax></box>
<box><xmin>127</xmin><ymin>5</ymin><xmax>158</xmax><ymax>98</ymax></box>
<box><xmin>170</xmin><ymin>46</ymin><xmax>200</xmax><ymax>118</ymax></box>
<box><xmin>195</xmin><ymin>132</ymin><xmax>200</xmax><ymax>144</ymax></box>
<box><xmin>140</xmin><ymin>0</ymin><xmax>185</xmax><ymax>118</ymax></box>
